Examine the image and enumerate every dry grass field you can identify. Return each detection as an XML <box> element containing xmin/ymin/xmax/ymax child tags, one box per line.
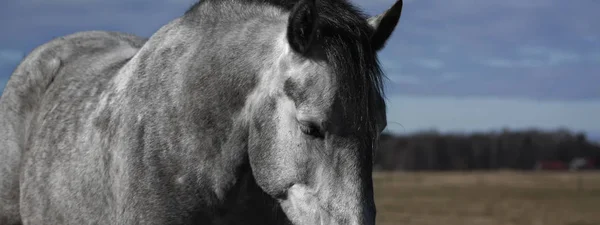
<box><xmin>373</xmin><ymin>171</ymin><xmax>600</xmax><ymax>225</ymax></box>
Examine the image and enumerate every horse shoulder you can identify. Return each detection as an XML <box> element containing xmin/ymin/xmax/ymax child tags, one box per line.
<box><xmin>0</xmin><ymin>30</ymin><xmax>146</xmax><ymax>224</ymax></box>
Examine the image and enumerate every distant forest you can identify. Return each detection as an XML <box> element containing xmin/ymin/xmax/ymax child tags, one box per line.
<box><xmin>374</xmin><ymin>129</ymin><xmax>600</xmax><ymax>171</ymax></box>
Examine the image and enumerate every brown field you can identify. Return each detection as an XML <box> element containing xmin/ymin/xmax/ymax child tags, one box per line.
<box><xmin>373</xmin><ymin>171</ymin><xmax>600</xmax><ymax>225</ymax></box>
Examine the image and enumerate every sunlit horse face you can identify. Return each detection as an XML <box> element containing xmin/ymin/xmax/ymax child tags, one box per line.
<box><xmin>245</xmin><ymin>0</ymin><xmax>403</xmax><ymax>224</ymax></box>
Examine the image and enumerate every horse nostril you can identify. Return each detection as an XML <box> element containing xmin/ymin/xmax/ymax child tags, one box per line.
<box><xmin>274</xmin><ymin>182</ymin><xmax>300</xmax><ymax>200</ymax></box>
<box><xmin>274</xmin><ymin>189</ymin><xmax>289</xmax><ymax>200</ymax></box>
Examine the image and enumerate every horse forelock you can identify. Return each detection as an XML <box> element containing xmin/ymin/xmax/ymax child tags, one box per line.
<box><xmin>316</xmin><ymin>1</ymin><xmax>385</xmax><ymax>134</ymax></box>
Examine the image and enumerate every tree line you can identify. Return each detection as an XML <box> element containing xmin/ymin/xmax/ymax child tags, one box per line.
<box><xmin>374</xmin><ymin>129</ymin><xmax>600</xmax><ymax>171</ymax></box>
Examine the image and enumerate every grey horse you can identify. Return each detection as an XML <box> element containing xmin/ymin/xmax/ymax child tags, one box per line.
<box><xmin>0</xmin><ymin>0</ymin><xmax>403</xmax><ymax>224</ymax></box>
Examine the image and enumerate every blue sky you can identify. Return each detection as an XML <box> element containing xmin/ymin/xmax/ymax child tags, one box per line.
<box><xmin>1</xmin><ymin>0</ymin><xmax>599</xmax><ymax>139</ymax></box>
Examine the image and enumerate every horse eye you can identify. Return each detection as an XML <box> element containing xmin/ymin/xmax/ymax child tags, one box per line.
<box><xmin>299</xmin><ymin>122</ymin><xmax>324</xmax><ymax>138</ymax></box>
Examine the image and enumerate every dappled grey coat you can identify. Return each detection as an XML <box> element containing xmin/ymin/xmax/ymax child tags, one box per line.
<box><xmin>0</xmin><ymin>0</ymin><xmax>403</xmax><ymax>224</ymax></box>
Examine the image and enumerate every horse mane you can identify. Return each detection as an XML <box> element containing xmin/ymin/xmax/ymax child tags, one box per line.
<box><xmin>185</xmin><ymin>0</ymin><xmax>385</xmax><ymax>133</ymax></box>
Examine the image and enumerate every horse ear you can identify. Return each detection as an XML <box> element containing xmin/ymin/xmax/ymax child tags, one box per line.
<box><xmin>367</xmin><ymin>0</ymin><xmax>403</xmax><ymax>52</ymax></box>
<box><xmin>287</xmin><ymin>0</ymin><xmax>319</xmax><ymax>54</ymax></box>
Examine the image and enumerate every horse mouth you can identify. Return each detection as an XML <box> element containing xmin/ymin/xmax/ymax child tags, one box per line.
<box><xmin>278</xmin><ymin>184</ymin><xmax>327</xmax><ymax>225</ymax></box>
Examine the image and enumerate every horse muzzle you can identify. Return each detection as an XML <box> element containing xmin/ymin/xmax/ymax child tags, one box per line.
<box><xmin>279</xmin><ymin>184</ymin><xmax>375</xmax><ymax>225</ymax></box>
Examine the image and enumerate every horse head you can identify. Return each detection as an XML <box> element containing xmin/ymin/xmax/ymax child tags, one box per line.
<box><xmin>243</xmin><ymin>1</ymin><xmax>403</xmax><ymax>224</ymax></box>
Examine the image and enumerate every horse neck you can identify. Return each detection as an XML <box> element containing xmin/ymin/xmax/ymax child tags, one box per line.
<box><xmin>107</xmin><ymin>5</ymin><xmax>289</xmax><ymax>201</ymax></box>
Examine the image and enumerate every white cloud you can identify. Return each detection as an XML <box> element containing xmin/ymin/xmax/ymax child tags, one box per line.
<box><xmin>481</xmin><ymin>46</ymin><xmax>583</xmax><ymax>68</ymax></box>
<box><xmin>0</xmin><ymin>50</ymin><xmax>24</xmax><ymax>65</ymax></box>
<box><xmin>548</xmin><ymin>52</ymin><xmax>580</xmax><ymax>65</ymax></box>
<box><xmin>437</xmin><ymin>45</ymin><xmax>452</xmax><ymax>53</ymax></box>
<box><xmin>438</xmin><ymin>72</ymin><xmax>462</xmax><ymax>81</ymax></box>
<box><xmin>480</xmin><ymin>59</ymin><xmax>512</xmax><ymax>68</ymax></box>
<box><xmin>18</xmin><ymin>0</ymin><xmax>101</xmax><ymax>4</ymax></box>
<box><xmin>479</xmin><ymin>45</ymin><xmax>585</xmax><ymax>69</ymax></box>
<box><xmin>388</xmin><ymin>74</ymin><xmax>422</xmax><ymax>85</ymax></box>
<box><xmin>583</xmin><ymin>35</ymin><xmax>597</xmax><ymax>42</ymax></box>
<box><xmin>588</xmin><ymin>53</ymin><xmax>600</xmax><ymax>63</ymax></box>
<box><xmin>379</xmin><ymin>58</ymin><xmax>403</xmax><ymax>72</ymax></box>
<box><xmin>413</xmin><ymin>58</ymin><xmax>444</xmax><ymax>70</ymax></box>
<box><xmin>17</xmin><ymin>0</ymin><xmax>195</xmax><ymax>6</ymax></box>
<box><xmin>384</xmin><ymin>94</ymin><xmax>600</xmax><ymax>135</ymax></box>
<box><xmin>481</xmin><ymin>58</ymin><xmax>543</xmax><ymax>68</ymax></box>
<box><xmin>518</xmin><ymin>46</ymin><xmax>581</xmax><ymax>65</ymax></box>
